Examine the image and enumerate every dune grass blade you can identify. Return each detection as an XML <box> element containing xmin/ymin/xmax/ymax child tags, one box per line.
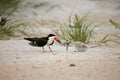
<box><xmin>96</xmin><ymin>35</ymin><xmax>110</xmax><ymax>46</ymax></box>
<box><xmin>109</xmin><ymin>19</ymin><xmax>120</xmax><ymax>30</ymax></box>
<box><xmin>109</xmin><ymin>19</ymin><xmax>120</xmax><ymax>43</ymax></box>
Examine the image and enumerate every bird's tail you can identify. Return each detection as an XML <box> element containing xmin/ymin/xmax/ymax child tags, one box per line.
<box><xmin>24</xmin><ymin>37</ymin><xmax>38</xmax><ymax>42</ymax></box>
<box><xmin>24</xmin><ymin>37</ymin><xmax>39</xmax><ymax>47</ymax></box>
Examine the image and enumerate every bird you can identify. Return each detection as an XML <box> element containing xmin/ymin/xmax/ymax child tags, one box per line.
<box><xmin>74</xmin><ymin>42</ymin><xmax>87</xmax><ymax>52</ymax></box>
<box><xmin>24</xmin><ymin>34</ymin><xmax>61</xmax><ymax>52</ymax></box>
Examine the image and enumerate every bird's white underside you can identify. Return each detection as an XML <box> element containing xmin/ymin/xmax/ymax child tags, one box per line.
<box><xmin>47</xmin><ymin>36</ymin><xmax>55</xmax><ymax>45</ymax></box>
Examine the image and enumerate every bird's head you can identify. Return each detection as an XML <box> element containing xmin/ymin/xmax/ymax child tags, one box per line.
<box><xmin>48</xmin><ymin>34</ymin><xmax>61</xmax><ymax>44</ymax></box>
<box><xmin>53</xmin><ymin>36</ymin><xmax>61</xmax><ymax>44</ymax></box>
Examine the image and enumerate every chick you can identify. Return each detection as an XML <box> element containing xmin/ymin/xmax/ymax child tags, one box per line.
<box><xmin>74</xmin><ymin>42</ymin><xmax>87</xmax><ymax>52</ymax></box>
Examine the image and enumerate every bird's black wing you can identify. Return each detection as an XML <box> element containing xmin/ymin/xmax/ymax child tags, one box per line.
<box><xmin>24</xmin><ymin>37</ymin><xmax>48</xmax><ymax>47</ymax></box>
<box><xmin>35</xmin><ymin>37</ymin><xmax>48</xmax><ymax>47</ymax></box>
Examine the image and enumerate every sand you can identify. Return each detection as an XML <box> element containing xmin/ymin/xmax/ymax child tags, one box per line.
<box><xmin>0</xmin><ymin>40</ymin><xmax>120</xmax><ymax>80</ymax></box>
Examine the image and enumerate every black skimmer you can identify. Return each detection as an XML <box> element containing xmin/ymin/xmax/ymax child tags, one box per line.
<box><xmin>24</xmin><ymin>34</ymin><xmax>61</xmax><ymax>52</ymax></box>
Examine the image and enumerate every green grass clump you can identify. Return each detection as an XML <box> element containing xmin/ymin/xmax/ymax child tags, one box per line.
<box><xmin>54</xmin><ymin>13</ymin><xmax>95</xmax><ymax>43</ymax></box>
<box><xmin>0</xmin><ymin>20</ymin><xmax>27</xmax><ymax>40</ymax></box>
<box><xmin>0</xmin><ymin>0</ymin><xmax>21</xmax><ymax>16</ymax></box>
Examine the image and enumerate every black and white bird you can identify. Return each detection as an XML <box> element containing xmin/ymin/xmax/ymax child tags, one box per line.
<box><xmin>24</xmin><ymin>34</ymin><xmax>61</xmax><ymax>52</ymax></box>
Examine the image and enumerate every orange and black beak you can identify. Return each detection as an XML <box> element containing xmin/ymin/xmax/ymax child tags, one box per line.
<box><xmin>54</xmin><ymin>36</ymin><xmax>61</xmax><ymax>44</ymax></box>
<box><xmin>57</xmin><ymin>39</ymin><xmax>62</xmax><ymax>44</ymax></box>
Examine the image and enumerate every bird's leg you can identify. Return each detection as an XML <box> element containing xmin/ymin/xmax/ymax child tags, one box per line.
<box><xmin>48</xmin><ymin>46</ymin><xmax>52</xmax><ymax>52</ymax></box>
<box><xmin>42</xmin><ymin>47</ymin><xmax>45</xmax><ymax>52</ymax></box>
